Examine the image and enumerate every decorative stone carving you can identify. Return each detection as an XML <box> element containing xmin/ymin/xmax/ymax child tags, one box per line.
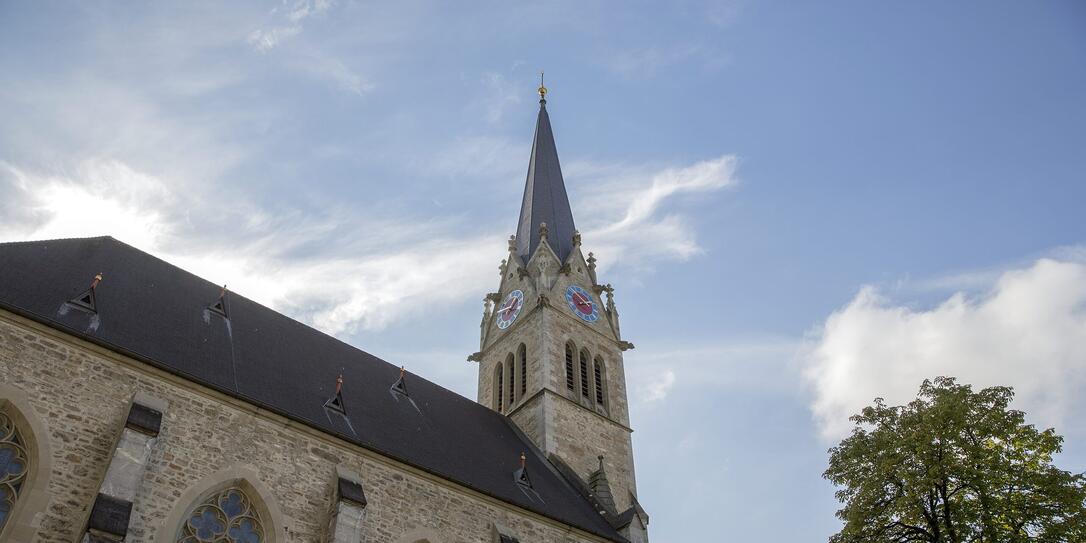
<box><xmin>537</xmin><ymin>258</ymin><xmax>549</xmax><ymax>290</ymax></box>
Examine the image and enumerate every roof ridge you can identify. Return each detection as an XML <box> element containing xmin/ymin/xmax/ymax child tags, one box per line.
<box><xmin>0</xmin><ymin>235</ymin><xmax>115</xmax><ymax>246</ymax></box>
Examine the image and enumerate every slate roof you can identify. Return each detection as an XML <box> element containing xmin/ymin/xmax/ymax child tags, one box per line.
<box><xmin>0</xmin><ymin>236</ymin><xmax>626</xmax><ymax>542</ymax></box>
<box><xmin>514</xmin><ymin>98</ymin><xmax>578</xmax><ymax>264</ymax></box>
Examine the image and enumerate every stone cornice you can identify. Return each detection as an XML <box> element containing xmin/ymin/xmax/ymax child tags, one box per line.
<box><xmin>506</xmin><ymin>387</ymin><xmax>633</xmax><ymax>434</ymax></box>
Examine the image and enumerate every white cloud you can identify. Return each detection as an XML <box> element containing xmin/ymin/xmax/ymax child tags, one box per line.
<box><xmin>0</xmin><ymin>159</ymin><xmax>498</xmax><ymax>336</ymax></box>
<box><xmin>248</xmin><ymin>0</ymin><xmax>334</xmax><ymax>52</ymax></box>
<box><xmin>803</xmin><ymin>257</ymin><xmax>1086</xmax><ymax>441</ymax></box>
<box><xmin>0</xmin><ymin>150</ymin><xmax>736</xmax><ymax>338</ymax></box>
<box><xmin>640</xmin><ymin>369</ymin><xmax>676</xmax><ymax>402</ymax></box>
<box><xmin>576</xmin><ymin>155</ymin><xmax>738</xmax><ymax>269</ymax></box>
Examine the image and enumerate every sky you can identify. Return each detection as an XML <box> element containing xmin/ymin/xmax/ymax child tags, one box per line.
<box><xmin>2</xmin><ymin>1</ymin><xmax>1085</xmax><ymax>541</ymax></box>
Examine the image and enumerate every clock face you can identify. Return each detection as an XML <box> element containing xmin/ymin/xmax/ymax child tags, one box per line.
<box><xmin>565</xmin><ymin>285</ymin><xmax>600</xmax><ymax>322</ymax></box>
<box><xmin>495</xmin><ymin>289</ymin><xmax>525</xmax><ymax>329</ymax></box>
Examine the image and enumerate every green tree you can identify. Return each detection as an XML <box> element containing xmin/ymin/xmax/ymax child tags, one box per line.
<box><xmin>824</xmin><ymin>376</ymin><xmax>1086</xmax><ymax>543</ymax></box>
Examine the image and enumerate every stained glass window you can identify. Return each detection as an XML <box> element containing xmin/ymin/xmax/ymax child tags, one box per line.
<box><xmin>0</xmin><ymin>412</ymin><xmax>28</xmax><ymax>534</ymax></box>
<box><xmin>176</xmin><ymin>486</ymin><xmax>266</xmax><ymax>543</ymax></box>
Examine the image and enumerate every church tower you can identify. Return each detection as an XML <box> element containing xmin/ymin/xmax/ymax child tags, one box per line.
<box><xmin>471</xmin><ymin>81</ymin><xmax>648</xmax><ymax>541</ymax></box>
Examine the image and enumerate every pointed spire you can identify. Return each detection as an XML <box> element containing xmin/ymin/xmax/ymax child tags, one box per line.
<box><xmin>515</xmin><ymin>79</ymin><xmax>577</xmax><ymax>264</ymax></box>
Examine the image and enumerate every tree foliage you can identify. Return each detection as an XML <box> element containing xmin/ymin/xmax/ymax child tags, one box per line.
<box><xmin>824</xmin><ymin>376</ymin><xmax>1086</xmax><ymax>543</ymax></box>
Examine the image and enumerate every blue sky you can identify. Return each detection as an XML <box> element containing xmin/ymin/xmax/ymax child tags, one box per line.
<box><xmin>2</xmin><ymin>1</ymin><xmax>1085</xmax><ymax>541</ymax></box>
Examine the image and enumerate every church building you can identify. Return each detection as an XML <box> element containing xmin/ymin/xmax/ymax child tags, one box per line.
<box><xmin>0</xmin><ymin>84</ymin><xmax>649</xmax><ymax>543</ymax></box>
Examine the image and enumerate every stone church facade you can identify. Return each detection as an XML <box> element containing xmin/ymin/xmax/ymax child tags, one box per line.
<box><xmin>0</xmin><ymin>88</ymin><xmax>649</xmax><ymax>543</ymax></box>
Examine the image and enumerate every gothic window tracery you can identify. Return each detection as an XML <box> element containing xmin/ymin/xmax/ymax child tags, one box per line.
<box><xmin>0</xmin><ymin>412</ymin><xmax>28</xmax><ymax>534</ymax></box>
<box><xmin>175</xmin><ymin>486</ymin><xmax>266</xmax><ymax>543</ymax></box>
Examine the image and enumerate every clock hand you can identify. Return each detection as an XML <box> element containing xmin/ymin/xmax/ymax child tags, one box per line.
<box><xmin>573</xmin><ymin>292</ymin><xmax>592</xmax><ymax>307</ymax></box>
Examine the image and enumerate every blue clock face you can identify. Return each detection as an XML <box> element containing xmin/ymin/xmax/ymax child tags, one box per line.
<box><xmin>565</xmin><ymin>285</ymin><xmax>599</xmax><ymax>322</ymax></box>
<box><xmin>495</xmin><ymin>289</ymin><xmax>525</xmax><ymax>329</ymax></box>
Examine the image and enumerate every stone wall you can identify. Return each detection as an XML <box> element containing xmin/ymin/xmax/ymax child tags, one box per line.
<box><xmin>0</xmin><ymin>311</ymin><xmax>615</xmax><ymax>543</ymax></box>
<box><xmin>540</xmin><ymin>395</ymin><xmax>636</xmax><ymax>514</ymax></box>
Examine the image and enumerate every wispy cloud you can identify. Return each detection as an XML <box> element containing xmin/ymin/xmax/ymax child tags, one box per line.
<box><xmin>802</xmin><ymin>256</ymin><xmax>1086</xmax><ymax>441</ymax></box>
<box><xmin>604</xmin><ymin>42</ymin><xmax>730</xmax><ymax>78</ymax></box>
<box><xmin>0</xmin><ymin>159</ymin><xmax>498</xmax><ymax>335</ymax></box>
<box><xmin>628</xmin><ymin>337</ymin><xmax>800</xmax><ymax>407</ymax></box>
<box><xmin>425</xmin><ymin>135</ymin><xmax>526</xmax><ymax>180</ymax></box>
<box><xmin>293</xmin><ymin>54</ymin><xmax>375</xmax><ymax>96</ymax></box>
<box><xmin>574</xmin><ymin>155</ymin><xmax>738</xmax><ymax>270</ymax></box>
<box><xmin>248</xmin><ymin>0</ymin><xmax>335</xmax><ymax>52</ymax></box>
<box><xmin>479</xmin><ymin>72</ymin><xmax>523</xmax><ymax>124</ymax></box>
<box><xmin>0</xmin><ymin>152</ymin><xmax>737</xmax><ymax>336</ymax></box>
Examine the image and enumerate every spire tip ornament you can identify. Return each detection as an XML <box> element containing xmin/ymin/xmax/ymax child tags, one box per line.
<box><xmin>538</xmin><ymin>71</ymin><xmax>547</xmax><ymax>103</ymax></box>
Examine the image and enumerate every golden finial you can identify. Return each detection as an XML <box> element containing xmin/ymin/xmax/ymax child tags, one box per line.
<box><xmin>538</xmin><ymin>70</ymin><xmax>547</xmax><ymax>103</ymax></box>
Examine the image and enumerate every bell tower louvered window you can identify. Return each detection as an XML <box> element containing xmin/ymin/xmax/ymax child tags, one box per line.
<box><xmin>506</xmin><ymin>353</ymin><xmax>516</xmax><ymax>407</ymax></box>
<box><xmin>594</xmin><ymin>358</ymin><xmax>605</xmax><ymax>405</ymax></box>
<box><xmin>495</xmin><ymin>364</ymin><xmax>504</xmax><ymax>412</ymax></box>
<box><xmin>565</xmin><ymin>343</ymin><xmax>575</xmax><ymax>391</ymax></box>
<box><xmin>579</xmin><ymin>350</ymin><xmax>590</xmax><ymax>398</ymax></box>
<box><xmin>518</xmin><ymin>344</ymin><xmax>527</xmax><ymax>397</ymax></box>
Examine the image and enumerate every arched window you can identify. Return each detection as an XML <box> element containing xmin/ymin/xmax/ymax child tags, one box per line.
<box><xmin>593</xmin><ymin>357</ymin><xmax>606</xmax><ymax>406</ymax></box>
<box><xmin>506</xmin><ymin>353</ymin><xmax>516</xmax><ymax>407</ymax></box>
<box><xmin>495</xmin><ymin>363</ymin><xmax>504</xmax><ymax>412</ymax></box>
<box><xmin>579</xmin><ymin>350</ymin><xmax>590</xmax><ymax>398</ymax></box>
<box><xmin>0</xmin><ymin>411</ymin><xmax>29</xmax><ymax>535</ymax></box>
<box><xmin>175</xmin><ymin>486</ymin><xmax>267</xmax><ymax>542</ymax></box>
<box><xmin>518</xmin><ymin>344</ymin><xmax>527</xmax><ymax>397</ymax></box>
<box><xmin>565</xmin><ymin>342</ymin><xmax>576</xmax><ymax>391</ymax></box>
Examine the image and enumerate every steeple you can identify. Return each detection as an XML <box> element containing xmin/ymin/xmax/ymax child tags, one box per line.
<box><xmin>514</xmin><ymin>76</ymin><xmax>577</xmax><ymax>264</ymax></box>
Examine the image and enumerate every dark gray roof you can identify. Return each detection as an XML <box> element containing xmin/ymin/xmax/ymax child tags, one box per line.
<box><xmin>514</xmin><ymin>99</ymin><xmax>578</xmax><ymax>264</ymax></box>
<box><xmin>0</xmin><ymin>236</ymin><xmax>626</xmax><ymax>542</ymax></box>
